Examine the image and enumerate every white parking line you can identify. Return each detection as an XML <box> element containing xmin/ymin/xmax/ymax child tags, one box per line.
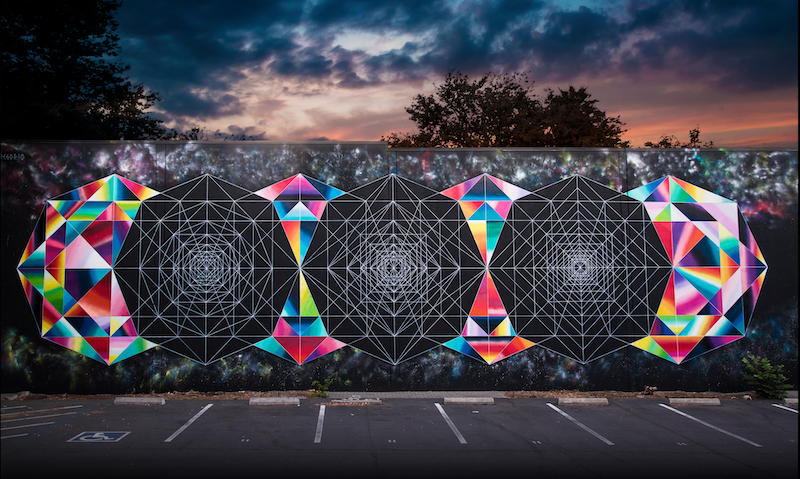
<box><xmin>434</xmin><ymin>402</ymin><xmax>467</xmax><ymax>444</ymax></box>
<box><xmin>2</xmin><ymin>405</ymin><xmax>82</xmax><ymax>417</ymax></box>
<box><xmin>164</xmin><ymin>403</ymin><xmax>213</xmax><ymax>443</ymax></box>
<box><xmin>1</xmin><ymin>406</ymin><xmax>28</xmax><ymax>412</ymax></box>
<box><xmin>1</xmin><ymin>433</ymin><xmax>29</xmax><ymax>439</ymax></box>
<box><xmin>2</xmin><ymin>412</ymin><xmax>82</xmax><ymax>423</ymax></box>
<box><xmin>546</xmin><ymin>403</ymin><xmax>614</xmax><ymax>446</ymax></box>
<box><xmin>659</xmin><ymin>403</ymin><xmax>762</xmax><ymax>447</ymax></box>
<box><xmin>772</xmin><ymin>404</ymin><xmax>798</xmax><ymax>414</ymax></box>
<box><xmin>1</xmin><ymin>422</ymin><xmax>55</xmax><ymax>431</ymax></box>
<box><xmin>314</xmin><ymin>405</ymin><xmax>326</xmax><ymax>444</ymax></box>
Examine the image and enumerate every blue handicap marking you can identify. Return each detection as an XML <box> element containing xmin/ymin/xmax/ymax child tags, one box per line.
<box><xmin>67</xmin><ymin>431</ymin><xmax>130</xmax><ymax>443</ymax></box>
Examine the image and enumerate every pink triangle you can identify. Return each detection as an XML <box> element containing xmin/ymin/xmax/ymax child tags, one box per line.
<box><xmin>273</xmin><ymin>317</ymin><xmax>300</xmax><ymax>337</ymax></box>
<box><xmin>700</xmin><ymin>203</ymin><xmax>740</xmax><ymax>238</ymax></box>
<box><xmin>462</xmin><ymin>317</ymin><xmax>488</xmax><ymax>336</ymax></box>
<box><xmin>441</xmin><ymin>176</ymin><xmax>482</xmax><ymax>200</ymax></box>
<box><xmin>63</xmin><ymin>234</ymin><xmax>111</xmax><ymax>268</ymax></box>
<box><xmin>110</xmin><ymin>273</ymin><xmax>131</xmax><ymax>316</ymax></box>
<box><xmin>255</xmin><ymin>176</ymin><xmax>295</xmax><ymax>201</ymax></box>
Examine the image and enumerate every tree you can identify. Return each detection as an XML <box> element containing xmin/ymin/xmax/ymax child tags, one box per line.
<box><xmin>644</xmin><ymin>125</ymin><xmax>715</xmax><ymax>148</ymax></box>
<box><xmin>1</xmin><ymin>0</ymin><xmax>163</xmax><ymax>140</ymax></box>
<box><xmin>382</xmin><ymin>72</ymin><xmax>628</xmax><ymax>148</ymax></box>
<box><xmin>383</xmin><ymin>71</ymin><xmax>544</xmax><ymax>148</ymax></box>
<box><xmin>540</xmin><ymin>86</ymin><xmax>629</xmax><ymax>147</ymax></box>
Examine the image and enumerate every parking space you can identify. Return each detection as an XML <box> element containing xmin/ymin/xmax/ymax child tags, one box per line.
<box><xmin>1</xmin><ymin>397</ymin><xmax>796</xmax><ymax>478</ymax></box>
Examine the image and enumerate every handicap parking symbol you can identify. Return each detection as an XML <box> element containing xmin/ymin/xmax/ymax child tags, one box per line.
<box><xmin>67</xmin><ymin>431</ymin><xmax>130</xmax><ymax>443</ymax></box>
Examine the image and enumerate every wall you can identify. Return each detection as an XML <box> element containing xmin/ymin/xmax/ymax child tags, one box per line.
<box><xmin>1</xmin><ymin>141</ymin><xmax>797</xmax><ymax>393</ymax></box>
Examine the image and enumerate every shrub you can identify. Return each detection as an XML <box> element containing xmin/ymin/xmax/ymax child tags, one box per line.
<box><xmin>310</xmin><ymin>372</ymin><xmax>339</xmax><ymax>398</ymax></box>
<box><xmin>741</xmin><ymin>352</ymin><xmax>791</xmax><ymax>399</ymax></box>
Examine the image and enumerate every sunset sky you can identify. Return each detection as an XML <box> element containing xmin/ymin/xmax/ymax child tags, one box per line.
<box><xmin>115</xmin><ymin>0</ymin><xmax>798</xmax><ymax>147</ymax></box>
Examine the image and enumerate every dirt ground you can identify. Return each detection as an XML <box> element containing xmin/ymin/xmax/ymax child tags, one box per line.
<box><xmin>8</xmin><ymin>389</ymin><xmax>757</xmax><ymax>401</ymax></box>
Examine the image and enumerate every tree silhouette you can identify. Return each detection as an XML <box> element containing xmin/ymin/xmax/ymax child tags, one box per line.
<box><xmin>644</xmin><ymin>126</ymin><xmax>715</xmax><ymax>148</ymax></box>
<box><xmin>1</xmin><ymin>0</ymin><xmax>163</xmax><ymax>139</ymax></box>
<box><xmin>382</xmin><ymin>72</ymin><xmax>628</xmax><ymax>148</ymax></box>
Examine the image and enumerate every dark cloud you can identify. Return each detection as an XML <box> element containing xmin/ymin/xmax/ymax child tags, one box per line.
<box><xmin>619</xmin><ymin>0</ymin><xmax>798</xmax><ymax>91</ymax></box>
<box><xmin>163</xmin><ymin>91</ymin><xmax>244</xmax><ymax>118</ymax></box>
<box><xmin>115</xmin><ymin>0</ymin><xmax>798</xmax><ymax>123</ymax></box>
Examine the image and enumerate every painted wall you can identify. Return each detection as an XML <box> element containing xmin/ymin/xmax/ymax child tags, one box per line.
<box><xmin>1</xmin><ymin>142</ymin><xmax>797</xmax><ymax>393</ymax></box>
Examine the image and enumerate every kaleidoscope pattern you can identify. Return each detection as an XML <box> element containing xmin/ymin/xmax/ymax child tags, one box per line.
<box><xmin>17</xmin><ymin>173</ymin><xmax>767</xmax><ymax>366</ymax></box>
<box><xmin>115</xmin><ymin>175</ymin><xmax>281</xmax><ymax>364</ymax></box>
<box><xmin>252</xmin><ymin>174</ymin><xmax>347</xmax><ymax>364</ymax></box>
<box><xmin>627</xmin><ymin>176</ymin><xmax>768</xmax><ymax>363</ymax></box>
<box><xmin>441</xmin><ymin>175</ymin><xmax>535</xmax><ymax>364</ymax></box>
<box><xmin>323</xmin><ymin>175</ymin><xmax>484</xmax><ymax>364</ymax></box>
<box><xmin>17</xmin><ymin>175</ymin><xmax>158</xmax><ymax>364</ymax></box>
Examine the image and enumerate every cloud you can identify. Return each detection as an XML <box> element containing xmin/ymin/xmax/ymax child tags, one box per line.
<box><xmin>114</xmin><ymin>0</ymin><xmax>797</xmax><ymax>144</ymax></box>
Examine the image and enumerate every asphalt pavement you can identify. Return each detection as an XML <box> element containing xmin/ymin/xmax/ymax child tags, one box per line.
<box><xmin>2</xmin><ymin>397</ymin><xmax>796</xmax><ymax>478</ymax></box>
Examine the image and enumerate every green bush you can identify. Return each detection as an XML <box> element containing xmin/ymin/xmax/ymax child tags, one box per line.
<box><xmin>310</xmin><ymin>372</ymin><xmax>339</xmax><ymax>398</ymax></box>
<box><xmin>741</xmin><ymin>352</ymin><xmax>791</xmax><ymax>399</ymax></box>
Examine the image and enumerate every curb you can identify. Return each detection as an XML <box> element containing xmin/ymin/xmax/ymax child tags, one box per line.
<box><xmin>0</xmin><ymin>391</ymin><xmax>30</xmax><ymax>401</ymax></box>
<box><xmin>784</xmin><ymin>398</ymin><xmax>798</xmax><ymax>407</ymax></box>
<box><xmin>114</xmin><ymin>397</ymin><xmax>166</xmax><ymax>405</ymax></box>
<box><xmin>249</xmin><ymin>397</ymin><xmax>301</xmax><ymax>406</ymax></box>
<box><xmin>668</xmin><ymin>398</ymin><xmax>720</xmax><ymax>406</ymax></box>
<box><xmin>558</xmin><ymin>398</ymin><xmax>608</xmax><ymax>406</ymax></box>
<box><xmin>328</xmin><ymin>398</ymin><xmax>383</xmax><ymax>405</ymax></box>
<box><xmin>444</xmin><ymin>397</ymin><xmax>495</xmax><ymax>405</ymax></box>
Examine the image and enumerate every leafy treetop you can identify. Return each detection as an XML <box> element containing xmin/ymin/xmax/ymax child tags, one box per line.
<box><xmin>382</xmin><ymin>71</ymin><xmax>629</xmax><ymax>148</ymax></box>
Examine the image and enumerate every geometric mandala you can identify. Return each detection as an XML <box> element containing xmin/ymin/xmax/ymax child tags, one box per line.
<box><xmin>627</xmin><ymin>176</ymin><xmax>768</xmax><ymax>363</ymax></box>
<box><xmin>16</xmin><ymin>175</ymin><xmax>158</xmax><ymax>364</ymax></box>
<box><xmin>323</xmin><ymin>175</ymin><xmax>484</xmax><ymax>364</ymax></box>
<box><xmin>115</xmin><ymin>175</ymin><xmax>280</xmax><ymax>365</ymax></box>
<box><xmin>505</xmin><ymin>176</ymin><xmax>673</xmax><ymax>363</ymax></box>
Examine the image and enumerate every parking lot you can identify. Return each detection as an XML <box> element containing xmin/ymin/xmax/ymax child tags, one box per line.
<box><xmin>2</xmin><ymin>396</ymin><xmax>797</xmax><ymax>478</ymax></box>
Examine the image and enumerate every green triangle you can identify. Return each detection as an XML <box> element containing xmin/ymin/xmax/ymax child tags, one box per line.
<box><xmin>654</xmin><ymin>206</ymin><xmax>671</xmax><ymax>222</ymax></box>
<box><xmin>669</xmin><ymin>178</ymin><xmax>696</xmax><ymax>203</ymax></box>
<box><xmin>298</xmin><ymin>274</ymin><xmax>320</xmax><ymax>317</ymax></box>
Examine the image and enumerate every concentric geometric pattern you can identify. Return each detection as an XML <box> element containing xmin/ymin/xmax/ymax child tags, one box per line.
<box><xmin>441</xmin><ymin>175</ymin><xmax>535</xmax><ymax>363</ymax></box>
<box><xmin>115</xmin><ymin>175</ymin><xmax>281</xmax><ymax>364</ymax></box>
<box><xmin>252</xmin><ymin>174</ymin><xmax>346</xmax><ymax>364</ymax></box>
<box><xmin>16</xmin><ymin>175</ymin><xmax>158</xmax><ymax>364</ymax></box>
<box><xmin>18</xmin><ymin>173</ymin><xmax>767</xmax><ymax>366</ymax></box>
<box><xmin>323</xmin><ymin>175</ymin><xmax>485</xmax><ymax>364</ymax></box>
<box><xmin>627</xmin><ymin>176</ymin><xmax>768</xmax><ymax>363</ymax></box>
<box><xmin>506</xmin><ymin>176</ymin><xmax>673</xmax><ymax>363</ymax></box>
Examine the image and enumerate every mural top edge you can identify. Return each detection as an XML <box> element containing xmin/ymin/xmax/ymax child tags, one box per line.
<box><xmin>1</xmin><ymin>140</ymin><xmax>797</xmax><ymax>152</ymax></box>
<box><xmin>0</xmin><ymin>139</ymin><xmax>388</xmax><ymax>146</ymax></box>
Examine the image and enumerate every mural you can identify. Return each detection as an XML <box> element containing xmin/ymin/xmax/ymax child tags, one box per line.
<box><xmin>16</xmin><ymin>175</ymin><xmax>158</xmax><ymax>364</ymax></box>
<box><xmin>1</xmin><ymin>142</ymin><xmax>796</xmax><ymax>393</ymax></box>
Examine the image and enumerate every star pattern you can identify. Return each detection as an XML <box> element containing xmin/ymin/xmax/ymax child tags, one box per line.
<box><xmin>115</xmin><ymin>175</ymin><xmax>282</xmax><ymax>365</ymax></box>
<box><xmin>501</xmin><ymin>176</ymin><xmax>673</xmax><ymax>363</ymax></box>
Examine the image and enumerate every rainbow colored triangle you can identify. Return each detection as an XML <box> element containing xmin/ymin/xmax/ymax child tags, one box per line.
<box><xmin>441</xmin><ymin>174</ymin><xmax>529</xmax><ymax>264</ymax></box>
<box><xmin>254</xmin><ymin>271</ymin><xmax>345</xmax><ymax>364</ymax></box>
<box><xmin>255</xmin><ymin>174</ymin><xmax>344</xmax><ymax>264</ymax></box>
